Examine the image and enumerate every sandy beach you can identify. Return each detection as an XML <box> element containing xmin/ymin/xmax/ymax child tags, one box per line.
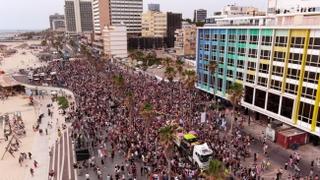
<box><xmin>0</xmin><ymin>40</ymin><xmax>46</xmax><ymax>74</ymax></box>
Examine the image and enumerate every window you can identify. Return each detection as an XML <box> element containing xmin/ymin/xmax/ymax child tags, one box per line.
<box><xmin>259</xmin><ymin>64</ymin><xmax>269</xmax><ymax>74</ymax></box>
<box><xmin>270</xmin><ymin>80</ymin><xmax>282</xmax><ymax>91</ymax></box>
<box><xmin>287</xmin><ymin>68</ymin><xmax>300</xmax><ymax>80</ymax></box>
<box><xmin>285</xmin><ymin>83</ymin><xmax>298</xmax><ymax>95</ymax></box>
<box><xmin>289</xmin><ymin>53</ymin><xmax>302</xmax><ymax>64</ymax></box>
<box><xmin>211</xmin><ymin>34</ymin><xmax>218</xmax><ymax>41</ymax></box>
<box><xmin>301</xmin><ymin>86</ymin><xmax>317</xmax><ymax>100</ymax></box>
<box><xmin>306</xmin><ymin>54</ymin><xmax>320</xmax><ymax>67</ymax></box>
<box><xmin>203</xmin><ymin>54</ymin><xmax>209</xmax><ymax>60</ymax></box>
<box><xmin>238</xmin><ymin>47</ymin><xmax>246</xmax><ymax>55</ymax></box>
<box><xmin>260</xmin><ymin>50</ymin><xmax>271</xmax><ymax>59</ymax></box>
<box><xmin>239</xmin><ymin>35</ymin><xmax>247</xmax><ymax>43</ymax></box>
<box><xmin>228</xmin><ymin>46</ymin><xmax>235</xmax><ymax>54</ymax></box>
<box><xmin>237</xmin><ymin>71</ymin><xmax>243</xmax><ymax>80</ymax></box>
<box><xmin>227</xmin><ymin>58</ymin><xmax>234</xmax><ymax>66</ymax></box>
<box><xmin>249</xmin><ymin>35</ymin><xmax>258</xmax><ymax>44</ymax></box>
<box><xmin>272</xmin><ymin>66</ymin><xmax>284</xmax><ymax>76</ymax></box>
<box><xmin>219</xmin><ymin>46</ymin><xmax>225</xmax><ymax>53</ymax></box>
<box><xmin>205</xmin><ymin>34</ymin><xmax>210</xmax><ymax>40</ymax></box>
<box><xmin>255</xmin><ymin>89</ymin><xmax>266</xmax><ymax>108</ymax></box>
<box><xmin>204</xmin><ymin>44</ymin><xmax>209</xmax><ymax>51</ymax></box>
<box><xmin>229</xmin><ymin>34</ymin><xmax>236</xmax><ymax>42</ymax></box>
<box><xmin>217</xmin><ymin>78</ymin><xmax>223</xmax><ymax>91</ymax></box>
<box><xmin>275</xmin><ymin>36</ymin><xmax>288</xmax><ymax>47</ymax></box>
<box><xmin>211</xmin><ymin>55</ymin><xmax>217</xmax><ymax>61</ymax></box>
<box><xmin>304</xmin><ymin>71</ymin><xmax>320</xmax><ymax>84</ymax></box>
<box><xmin>308</xmin><ymin>37</ymin><xmax>320</xmax><ymax>50</ymax></box>
<box><xmin>258</xmin><ymin>77</ymin><xmax>268</xmax><ymax>87</ymax></box>
<box><xmin>211</xmin><ymin>45</ymin><xmax>217</xmax><ymax>52</ymax></box>
<box><xmin>237</xmin><ymin>60</ymin><xmax>244</xmax><ymax>68</ymax></box>
<box><xmin>226</xmin><ymin>81</ymin><xmax>232</xmax><ymax>90</ymax></box>
<box><xmin>227</xmin><ymin>70</ymin><xmax>233</xmax><ymax>78</ymax></box>
<box><xmin>267</xmin><ymin>93</ymin><xmax>280</xmax><ymax>113</ymax></box>
<box><xmin>218</xmin><ymin>57</ymin><xmax>224</xmax><ymax>64</ymax></box>
<box><xmin>291</xmin><ymin>37</ymin><xmax>305</xmax><ymax>48</ymax></box>
<box><xmin>218</xmin><ymin>68</ymin><xmax>223</xmax><ymax>75</ymax></box>
<box><xmin>199</xmin><ymin>33</ymin><xmax>204</xmax><ymax>40</ymax></box>
<box><xmin>281</xmin><ymin>97</ymin><xmax>294</xmax><ymax>119</ymax></box>
<box><xmin>298</xmin><ymin>102</ymin><xmax>314</xmax><ymax>124</ymax></box>
<box><xmin>203</xmin><ymin>74</ymin><xmax>208</xmax><ymax>85</ymax></box>
<box><xmin>262</xmin><ymin>36</ymin><xmax>272</xmax><ymax>46</ymax></box>
<box><xmin>248</xmin><ymin>48</ymin><xmax>257</xmax><ymax>58</ymax></box>
<box><xmin>273</xmin><ymin>51</ymin><xmax>286</xmax><ymax>62</ymax></box>
<box><xmin>219</xmin><ymin>34</ymin><xmax>226</xmax><ymax>42</ymax></box>
<box><xmin>244</xmin><ymin>86</ymin><xmax>254</xmax><ymax>104</ymax></box>
<box><xmin>246</xmin><ymin>74</ymin><xmax>255</xmax><ymax>83</ymax></box>
<box><xmin>247</xmin><ymin>62</ymin><xmax>256</xmax><ymax>71</ymax></box>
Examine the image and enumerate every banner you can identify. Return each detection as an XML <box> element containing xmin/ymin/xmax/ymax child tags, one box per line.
<box><xmin>201</xmin><ymin>112</ymin><xmax>206</xmax><ymax>123</ymax></box>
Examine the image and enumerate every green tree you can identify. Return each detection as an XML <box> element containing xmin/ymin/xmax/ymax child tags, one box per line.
<box><xmin>57</xmin><ymin>96</ymin><xmax>69</xmax><ymax>110</ymax></box>
<box><xmin>140</xmin><ymin>102</ymin><xmax>155</xmax><ymax>140</ymax></box>
<box><xmin>159</xmin><ymin>125</ymin><xmax>177</xmax><ymax>180</ymax></box>
<box><xmin>208</xmin><ymin>61</ymin><xmax>218</xmax><ymax>110</ymax></box>
<box><xmin>203</xmin><ymin>160</ymin><xmax>227</xmax><ymax>180</ymax></box>
<box><xmin>164</xmin><ymin>66</ymin><xmax>176</xmax><ymax>83</ymax></box>
<box><xmin>183</xmin><ymin>70</ymin><xmax>197</xmax><ymax>124</ymax></box>
<box><xmin>124</xmin><ymin>91</ymin><xmax>134</xmax><ymax>124</ymax></box>
<box><xmin>227</xmin><ymin>82</ymin><xmax>244</xmax><ymax>134</ymax></box>
<box><xmin>41</xmin><ymin>40</ymin><xmax>47</xmax><ymax>46</ymax></box>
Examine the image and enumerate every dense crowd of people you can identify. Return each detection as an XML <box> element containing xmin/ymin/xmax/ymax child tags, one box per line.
<box><xmin>28</xmin><ymin>59</ymin><xmax>319</xmax><ymax>180</ymax></box>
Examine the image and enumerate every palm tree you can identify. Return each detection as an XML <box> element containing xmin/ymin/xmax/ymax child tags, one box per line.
<box><xmin>164</xmin><ymin>66</ymin><xmax>177</xmax><ymax>83</ymax></box>
<box><xmin>208</xmin><ymin>61</ymin><xmax>218</xmax><ymax>110</ymax></box>
<box><xmin>163</xmin><ymin>57</ymin><xmax>171</xmax><ymax>67</ymax></box>
<box><xmin>227</xmin><ymin>82</ymin><xmax>244</xmax><ymax>135</ymax></box>
<box><xmin>124</xmin><ymin>91</ymin><xmax>134</xmax><ymax>124</ymax></box>
<box><xmin>203</xmin><ymin>159</ymin><xmax>227</xmax><ymax>180</ymax></box>
<box><xmin>112</xmin><ymin>74</ymin><xmax>125</xmax><ymax>97</ymax></box>
<box><xmin>159</xmin><ymin>125</ymin><xmax>177</xmax><ymax>180</ymax></box>
<box><xmin>140</xmin><ymin>102</ymin><xmax>155</xmax><ymax>140</ymax></box>
<box><xmin>183</xmin><ymin>70</ymin><xmax>197</xmax><ymax>125</ymax></box>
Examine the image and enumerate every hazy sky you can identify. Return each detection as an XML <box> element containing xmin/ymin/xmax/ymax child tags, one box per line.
<box><xmin>0</xmin><ymin>0</ymin><xmax>267</xmax><ymax>30</ymax></box>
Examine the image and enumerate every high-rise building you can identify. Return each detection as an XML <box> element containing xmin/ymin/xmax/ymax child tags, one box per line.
<box><xmin>92</xmin><ymin>0</ymin><xmax>111</xmax><ymax>49</ymax></box>
<box><xmin>148</xmin><ymin>3</ymin><xmax>160</xmax><ymax>12</ymax></box>
<box><xmin>166</xmin><ymin>12</ymin><xmax>182</xmax><ymax>48</ymax></box>
<box><xmin>196</xmin><ymin>7</ymin><xmax>320</xmax><ymax>137</ymax></box>
<box><xmin>64</xmin><ymin>0</ymin><xmax>93</xmax><ymax>33</ymax></box>
<box><xmin>194</xmin><ymin>9</ymin><xmax>207</xmax><ymax>22</ymax></box>
<box><xmin>174</xmin><ymin>22</ymin><xmax>196</xmax><ymax>56</ymax></box>
<box><xmin>142</xmin><ymin>11</ymin><xmax>167</xmax><ymax>38</ymax></box>
<box><xmin>102</xmin><ymin>24</ymin><xmax>128</xmax><ymax>58</ymax></box>
<box><xmin>109</xmin><ymin>0</ymin><xmax>143</xmax><ymax>37</ymax></box>
<box><xmin>49</xmin><ymin>13</ymin><xmax>65</xmax><ymax>31</ymax></box>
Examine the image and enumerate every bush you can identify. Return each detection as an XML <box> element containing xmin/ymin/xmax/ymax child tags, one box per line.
<box><xmin>57</xmin><ymin>96</ymin><xmax>69</xmax><ymax>110</ymax></box>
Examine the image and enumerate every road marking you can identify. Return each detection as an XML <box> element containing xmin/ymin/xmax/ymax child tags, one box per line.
<box><xmin>57</xmin><ymin>139</ymin><xmax>60</xmax><ymax>180</ymax></box>
<box><xmin>67</xmin><ymin>128</ymin><xmax>71</xmax><ymax>180</ymax></box>
<box><xmin>72</xmin><ymin>137</ymin><xmax>78</xmax><ymax>180</ymax></box>
<box><xmin>51</xmin><ymin>146</ymin><xmax>55</xmax><ymax>173</ymax></box>
<box><xmin>59</xmin><ymin>132</ymin><xmax>65</xmax><ymax>180</ymax></box>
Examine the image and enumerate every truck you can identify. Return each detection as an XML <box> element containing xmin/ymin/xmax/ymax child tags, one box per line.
<box><xmin>174</xmin><ymin>132</ymin><xmax>213</xmax><ymax>169</ymax></box>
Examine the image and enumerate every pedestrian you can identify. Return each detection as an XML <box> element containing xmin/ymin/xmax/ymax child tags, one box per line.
<box><xmin>101</xmin><ymin>158</ymin><xmax>104</xmax><ymax>165</ymax></box>
<box><xmin>34</xmin><ymin>160</ymin><xmax>38</xmax><ymax>168</ymax></box>
<box><xmin>30</xmin><ymin>168</ymin><xmax>34</xmax><ymax>176</ymax></box>
<box><xmin>85</xmin><ymin>172</ymin><xmax>90</xmax><ymax>180</ymax></box>
<box><xmin>28</xmin><ymin>152</ymin><xmax>32</xmax><ymax>159</ymax></box>
<box><xmin>284</xmin><ymin>162</ymin><xmax>288</xmax><ymax>170</ymax></box>
<box><xmin>46</xmin><ymin>129</ymin><xmax>48</xmax><ymax>135</ymax></box>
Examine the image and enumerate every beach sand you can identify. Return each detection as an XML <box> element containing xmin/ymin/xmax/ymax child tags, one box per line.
<box><xmin>0</xmin><ymin>40</ymin><xmax>48</xmax><ymax>180</ymax></box>
<box><xmin>0</xmin><ymin>40</ymin><xmax>46</xmax><ymax>74</ymax></box>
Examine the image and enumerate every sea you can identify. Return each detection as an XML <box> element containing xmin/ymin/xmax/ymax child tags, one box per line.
<box><xmin>0</xmin><ymin>30</ymin><xmax>33</xmax><ymax>40</ymax></box>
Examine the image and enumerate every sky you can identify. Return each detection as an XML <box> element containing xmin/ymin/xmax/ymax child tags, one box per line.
<box><xmin>0</xmin><ymin>0</ymin><xmax>267</xmax><ymax>30</ymax></box>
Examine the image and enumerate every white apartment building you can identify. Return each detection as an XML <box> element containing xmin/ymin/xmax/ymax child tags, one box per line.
<box><xmin>102</xmin><ymin>24</ymin><xmax>128</xmax><ymax>58</ymax></box>
<box><xmin>109</xmin><ymin>0</ymin><xmax>143</xmax><ymax>36</ymax></box>
<box><xmin>142</xmin><ymin>11</ymin><xmax>167</xmax><ymax>37</ymax></box>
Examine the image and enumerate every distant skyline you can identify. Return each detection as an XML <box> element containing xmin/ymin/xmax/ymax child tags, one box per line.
<box><xmin>0</xmin><ymin>0</ymin><xmax>267</xmax><ymax>30</ymax></box>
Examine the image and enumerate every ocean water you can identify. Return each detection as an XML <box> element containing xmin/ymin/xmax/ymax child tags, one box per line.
<box><xmin>0</xmin><ymin>30</ymin><xmax>32</xmax><ymax>39</ymax></box>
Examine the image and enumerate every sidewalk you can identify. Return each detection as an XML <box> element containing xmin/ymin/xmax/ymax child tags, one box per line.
<box><xmin>241</xmin><ymin>117</ymin><xmax>320</xmax><ymax>178</ymax></box>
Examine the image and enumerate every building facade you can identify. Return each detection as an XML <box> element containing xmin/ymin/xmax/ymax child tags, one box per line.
<box><xmin>64</xmin><ymin>0</ymin><xmax>93</xmax><ymax>33</ymax></box>
<box><xmin>166</xmin><ymin>12</ymin><xmax>182</xmax><ymax>48</ymax></box>
<box><xmin>174</xmin><ymin>23</ymin><xmax>197</xmax><ymax>56</ymax></box>
<box><xmin>148</xmin><ymin>3</ymin><xmax>160</xmax><ymax>12</ymax></box>
<box><xmin>49</xmin><ymin>13</ymin><xmax>65</xmax><ymax>31</ymax></box>
<box><xmin>142</xmin><ymin>11</ymin><xmax>167</xmax><ymax>38</ymax></box>
<box><xmin>194</xmin><ymin>9</ymin><xmax>207</xmax><ymax>22</ymax></box>
<box><xmin>109</xmin><ymin>0</ymin><xmax>143</xmax><ymax>37</ymax></box>
<box><xmin>196</xmin><ymin>26</ymin><xmax>320</xmax><ymax>136</ymax></box>
<box><xmin>102</xmin><ymin>24</ymin><xmax>128</xmax><ymax>58</ymax></box>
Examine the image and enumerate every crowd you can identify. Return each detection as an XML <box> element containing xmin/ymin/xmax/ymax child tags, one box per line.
<box><xmin>28</xmin><ymin>59</ymin><xmax>319</xmax><ymax>180</ymax></box>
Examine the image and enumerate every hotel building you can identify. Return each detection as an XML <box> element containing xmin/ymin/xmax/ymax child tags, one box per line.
<box><xmin>197</xmin><ymin>7</ymin><xmax>320</xmax><ymax>136</ymax></box>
